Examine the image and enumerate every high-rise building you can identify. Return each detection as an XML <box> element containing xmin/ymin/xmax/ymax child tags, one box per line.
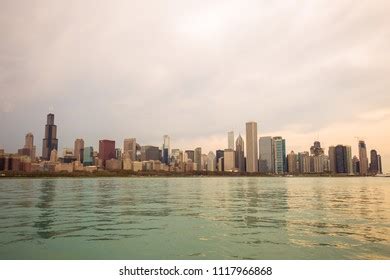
<box><xmin>99</xmin><ymin>140</ymin><xmax>115</xmax><ymax>167</ymax></box>
<box><xmin>352</xmin><ymin>156</ymin><xmax>360</xmax><ymax>175</ymax></box>
<box><xmin>163</xmin><ymin>135</ymin><xmax>171</xmax><ymax>164</ymax></box>
<box><xmin>273</xmin><ymin>136</ymin><xmax>286</xmax><ymax>174</ymax></box>
<box><xmin>328</xmin><ymin>146</ymin><xmax>336</xmax><ymax>173</ymax></box>
<box><xmin>345</xmin><ymin>146</ymin><xmax>353</xmax><ymax>174</ymax></box>
<box><xmin>235</xmin><ymin>135</ymin><xmax>245</xmax><ymax>172</ymax></box>
<box><xmin>378</xmin><ymin>155</ymin><xmax>382</xmax><ymax>174</ymax></box>
<box><xmin>216</xmin><ymin>150</ymin><xmax>224</xmax><ymax>171</ymax></box>
<box><xmin>310</xmin><ymin>141</ymin><xmax>324</xmax><ymax>156</ymax></box>
<box><xmin>50</xmin><ymin>149</ymin><xmax>57</xmax><ymax>163</ymax></box>
<box><xmin>123</xmin><ymin>138</ymin><xmax>137</xmax><ymax>161</ymax></box>
<box><xmin>74</xmin><ymin>138</ymin><xmax>84</xmax><ymax>162</ymax></box>
<box><xmin>42</xmin><ymin>113</ymin><xmax>58</xmax><ymax>160</ymax></box>
<box><xmin>369</xmin><ymin>149</ymin><xmax>379</xmax><ymax>175</ymax></box>
<box><xmin>245</xmin><ymin>122</ymin><xmax>258</xmax><ymax>173</ymax></box>
<box><xmin>83</xmin><ymin>146</ymin><xmax>94</xmax><ymax>166</ymax></box>
<box><xmin>24</xmin><ymin>132</ymin><xmax>36</xmax><ymax>160</ymax></box>
<box><xmin>185</xmin><ymin>150</ymin><xmax>195</xmax><ymax>162</ymax></box>
<box><xmin>223</xmin><ymin>149</ymin><xmax>235</xmax><ymax>172</ymax></box>
<box><xmin>228</xmin><ymin>131</ymin><xmax>234</xmax><ymax>150</ymax></box>
<box><xmin>287</xmin><ymin>151</ymin><xmax>297</xmax><ymax>174</ymax></box>
<box><xmin>358</xmin><ymin>140</ymin><xmax>369</xmax><ymax>176</ymax></box>
<box><xmin>141</xmin><ymin>146</ymin><xmax>160</xmax><ymax>161</ymax></box>
<box><xmin>259</xmin><ymin>136</ymin><xmax>274</xmax><ymax>173</ymax></box>
<box><xmin>298</xmin><ymin>152</ymin><xmax>310</xmax><ymax>173</ymax></box>
<box><xmin>207</xmin><ymin>151</ymin><xmax>216</xmax><ymax>172</ymax></box>
<box><xmin>194</xmin><ymin>147</ymin><xmax>202</xmax><ymax>171</ymax></box>
<box><xmin>335</xmin><ymin>145</ymin><xmax>348</xmax><ymax>174</ymax></box>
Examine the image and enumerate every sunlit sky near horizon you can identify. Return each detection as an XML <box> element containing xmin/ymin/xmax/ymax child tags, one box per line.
<box><xmin>0</xmin><ymin>0</ymin><xmax>390</xmax><ymax>172</ymax></box>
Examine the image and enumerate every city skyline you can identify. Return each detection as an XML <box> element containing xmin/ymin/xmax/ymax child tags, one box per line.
<box><xmin>1</xmin><ymin>1</ymin><xmax>390</xmax><ymax>172</ymax></box>
<box><xmin>0</xmin><ymin>113</ymin><xmax>385</xmax><ymax>175</ymax></box>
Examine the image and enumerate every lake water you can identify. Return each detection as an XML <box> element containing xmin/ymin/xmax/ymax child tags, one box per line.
<box><xmin>0</xmin><ymin>177</ymin><xmax>389</xmax><ymax>259</ymax></box>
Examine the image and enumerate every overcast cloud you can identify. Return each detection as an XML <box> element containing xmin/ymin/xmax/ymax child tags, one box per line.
<box><xmin>0</xmin><ymin>0</ymin><xmax>389</xmax><ymax>172</ymax></box>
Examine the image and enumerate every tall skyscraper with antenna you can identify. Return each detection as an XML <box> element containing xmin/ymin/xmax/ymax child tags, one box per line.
<box><xmin>42</xmin><ymin>113</ymin><xmax>58</xmax><ymax>160</ymax></box>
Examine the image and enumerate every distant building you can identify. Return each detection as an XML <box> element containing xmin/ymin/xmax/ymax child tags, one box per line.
<box><xmin>310</xmin><ymin>141</ymin><xmax>324</xmax><ymax>156</ymax></box>
<box><xmin>42</xmin><ymin>113</ymin><xmax>58</xmax><ymax>160</ymax></box>
<box><xmin>207</xmin><ymin>151</ymin><xmax>216</xmax><ymax>172</ymax></box>
<box><xmin>352</xmin><ymin>156</ymin><xmax>360</xmax><ymax>175</ymax></box>
<box><xmin>50</xmin><ymin>149</ymin><xmax>58</xmax><ymax>163</ymax></box>
<box><xmin>194</xmin><ymin>147</ymin><xmax>202</xmax><ymax>171</ymax></box>
<box><xmin>378</xmin><ymin>155</ymin><xmax>382</xmax><ymax>174</ymax></box>
<box><xmin>328</xmin><ymin>146</ymin><xmax>336</xmax><ymax>173</ymax></box>
<box><xmin>245</xmin><ymin>122</ymin><xmax>258</xmax><ymax>173</ymax></box>
<box><xmin>335</xmin><ymin>145</ymin><xmax>350</xmax><ymax>174</ymax></box>
<box><xmin>287</xmin><ymin>151</ymin><xmax>297</xmax><ymax>174</ymax></box>
<box><xmin>163</xmin><ymin>135</ymin><xmax>170</xmax><ymax>164</ymax></box>
<box><xmin>358</xmin><ymin>140</ymin><xmax>369</xmax><ymax>176</ymax></box>
<box><xmin>216</xmin><ymin>150</ymin><xmax>224</xmax><ymax>171</ymax></box>
<box><xmin>223</xmin><ymin>149</ymin><xmax>235</xmax><ymax>172</ymax></box>
<box><xmin>185</xmin><ymin>150</ymin><xmax>195</xmax><ymax>162</ymax></box>
<box><xmin>123</xmin><ymin>138</ymin><xmax>137</xmax><ymax>161</ymax></box>
<box><xmin>23</xmin><ymin>133</ymin><xmax>36</xmax><ymax>161</ymax></box>
<box><xmin>99</xmin><ymin>140</ymin><xmax>115</xmax><ymax>168</ymax></box>
<box><xmin>235</xmin><ymin>135</ymin><xmax>245</xmax><ymax>172</ymax></box>
<box><xmin>259</xmin><ymin>136</ymin><xmax>274</xmax><ymax>173</ymax></box>
<box><xmin>273</xmin><ymin>136</ymin><xmax>286</xmax><ymax>174</ymax></box>
<box><xmin>298</xmin><ymin>152</ymin><xmax>310</xmax><ymax>173</ymax></box>
<box><xmin>74</xmin><ymin>139</ymin><xmax>84</xmax><ymax>162</ymax></box>
<box><xmin>105</xmin><ymin>159</ymin><xmax>122</xmax><ymax>171</ymax></box>
<box><xmin>83</xmin><ymin>146</ymin><xmax>94</xmax><ymax>166</ymax></box>
<box><xmin>228</xmin><ymin>131</ymin><xmax>234</xmax><ymax>150</ymax></box>
<box><xmin>369</xmin><ymin>150</ymin><xmax>379</xmax><ymax>175</ymax></box>
<box><xmin>141</xmin><ymin>146</ymin><xmax>160</xmax><ymax>161</ymax></box>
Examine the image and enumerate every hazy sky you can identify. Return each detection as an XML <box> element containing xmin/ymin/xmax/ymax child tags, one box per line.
<box><xmin>1</xmin><ymin>0</ymin><xmax>389</xmax><ymax>172</ymax></box>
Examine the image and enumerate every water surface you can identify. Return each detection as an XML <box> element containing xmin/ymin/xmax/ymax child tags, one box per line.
<box><xmin>0</xmin><ymin>177</ymin><xmax>389</xmax><ymax>259</ymax></box>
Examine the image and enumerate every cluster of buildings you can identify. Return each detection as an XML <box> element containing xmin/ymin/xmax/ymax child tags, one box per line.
<box><xmin>0</xmin><ymin>114</ymin><xmax>383</xmax><ymax>176</ymax></box>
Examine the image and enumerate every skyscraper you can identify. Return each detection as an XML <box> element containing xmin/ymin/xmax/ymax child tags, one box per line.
<box><xmin>259</xmin><ymin>136</ymin><xmax>274</xmax><ymax>173</ymax></box>
<box><xmin>194</xmin><ymin>147</ymin><xmax>202</xmax><ymax>171</ymax></box>
<box><xmin>273</xmin><ymin>136</ymin><xmax>286</xmax><ymax>174</ymax></box>
<box><xmin>223</xmin><ymin>149</ymin><xmax>235</xmax><ymax>172</ymax></box>
<box><xmin>287</xmin><ymin>151</ymin><xmax>297</xmax><ymax>174</ymax></box>
<box><xmin>185</xmin><ymin>150</ymin><xmax>195</xmax><ymax>162</ymax></box>
<box><xmin>42</xmin><ymin>113</ymin><xmax>58</xmax><ymax>160</ymax></box>
<box><xmin>99</xmin><ymin>140</ymin><xmax>115</xmax><ymax>167</ymax></box>
<box><xmin>345</xmin><ymin>145</ymin><xmax>353</xmax><ymax>174</ymax></box>
<box><xmin>163</xmin><ymin>135</ymin><xmax>170</xmax><ymax>164</ymax></box>
<box><xmin>328</xmin><ymin>146</ymin><xmax>336</xmax><ymax>173</ymax></box>
<box><xmin>123</xmin><ymin>138</ymin><xmax>137</xmax><ymax>161</ymax></box>
<box><xmin>358</xmin><ymin>140</ymin><xmax>369</xmax><ymax>176</ymax></box>
<box><xmin>83</xmin><ymin>146</ymin><xmax>94</xmax><ymax>166</ymax></box>
<box><xmin>74</xmin><ymin>138</ymin><xmax>84</xmax><ymax>162</ymax></box>
<box><xmin>207</xmin><ymin>151</ymin><xmax>216</xmax><ymax>172</ymax></box>
<box><xmin>141</xmin><ymin>146</ymin><xmax>160</xmax><ymax>161</ymax></box>
<box><xmin>369</xmin><ymin>150</ymin><xmax>379</xmax><ymax>175</ymax></box>
<box><xmin>378</xmin><ymin>154</ymin><xmax>382</xmax><ymax>174</ymax></box>
<box><xmin>335</xmin><ymin>145</ymin><xmax>348</xmax><ymax>174</ymax></box>
<box><xmin>228</xmin><ymin>131</ymin><xmax>234</xmax><ymax>150</ymax></box>
<box><xmin>235</xmin><ymin>135</ymin><xmax>245</xmax><ymax>172</ymax></box>
<box><xmin>24</xmin><ymin>132</ymin><xmax>36</xmax><ymax>160</ymax></box>
<box><xmin>216</xmin><ymin>149</ymin><xmax>224</xmax><ymax>171</ymax></box>
<box><xmin>245</xmin><ymin>122</ymin><xmax>258</xmax><ymax>173</ymax></box>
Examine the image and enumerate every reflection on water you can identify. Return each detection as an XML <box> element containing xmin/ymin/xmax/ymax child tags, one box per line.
<box><xmin>0</xmin><ymin>177</ymin><xmax>389</xmax><ymax>259</ymax></box>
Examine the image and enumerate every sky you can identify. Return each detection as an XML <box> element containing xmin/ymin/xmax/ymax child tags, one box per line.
<box><xmin>0</xmin><ymin>0</ymin><xmax>389</xmax><ymax>172</ymax></box>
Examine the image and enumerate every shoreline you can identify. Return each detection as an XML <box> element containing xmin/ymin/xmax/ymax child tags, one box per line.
<box><xmin>0</xmin><ymin>171</ymin><xmax>387</xmax><ymax>179</ymax></box>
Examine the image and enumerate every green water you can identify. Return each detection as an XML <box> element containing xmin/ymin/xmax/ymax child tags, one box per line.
<box><xmin>0</xmin><ymin>177</ymin><xmax>389</xmax><ymax>259</ymax></box>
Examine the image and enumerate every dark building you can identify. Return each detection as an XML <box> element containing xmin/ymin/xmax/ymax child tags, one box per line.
<box><xmin>216</xmin><ymin>149</ymin><xmax>224</xmax><ymax>171</ymax></box>
<box><xmin>99</xmin><ymin>140</ymin><xmax>116</xmax><ymax>167</ymax></box>
<box><xmin>162</xmin><ymin>148</ymin><xmax>169</xmax><ymax>164</ymax></box>
<box><xmin>310</xmin><ymin>141</ymin><xmax>324</xmax><ymax>156</ymax></box>
<box><xmin>0</xmin><ymin>157</ymin><xmax>5</xmax><ymax>171</ymax></box>
<box><xmin>378</xmin><ymin>155</ymin><xmax>382</xmax><ymax>174</ymax></box>
<box><xmin>18</xmin><ymin>148</ymin><xmax>31</xmax><ymax>157</ymax></box>
<box><xmin>185</xmin><ymin>150</ymin><xmax>195</xmax><ymax>162</ymax></box>
<box><xmin>141</xmin><ymin>146</ymin><xmax>160</xmax><ymax>161</ymax></box>
<box><xmin>42</xmin><ymin>113</ymin><xmax>58</xmax><ymax>160</ymax></box>
<box><xmin>369</xmin><ymin>150</ymin><xmax>379</xmax><ymax>175</ymax></box>
<box><xmin>335</xmin><ymin>145</ymin><xmax>348</xmax><ymax>173</ymax></box>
